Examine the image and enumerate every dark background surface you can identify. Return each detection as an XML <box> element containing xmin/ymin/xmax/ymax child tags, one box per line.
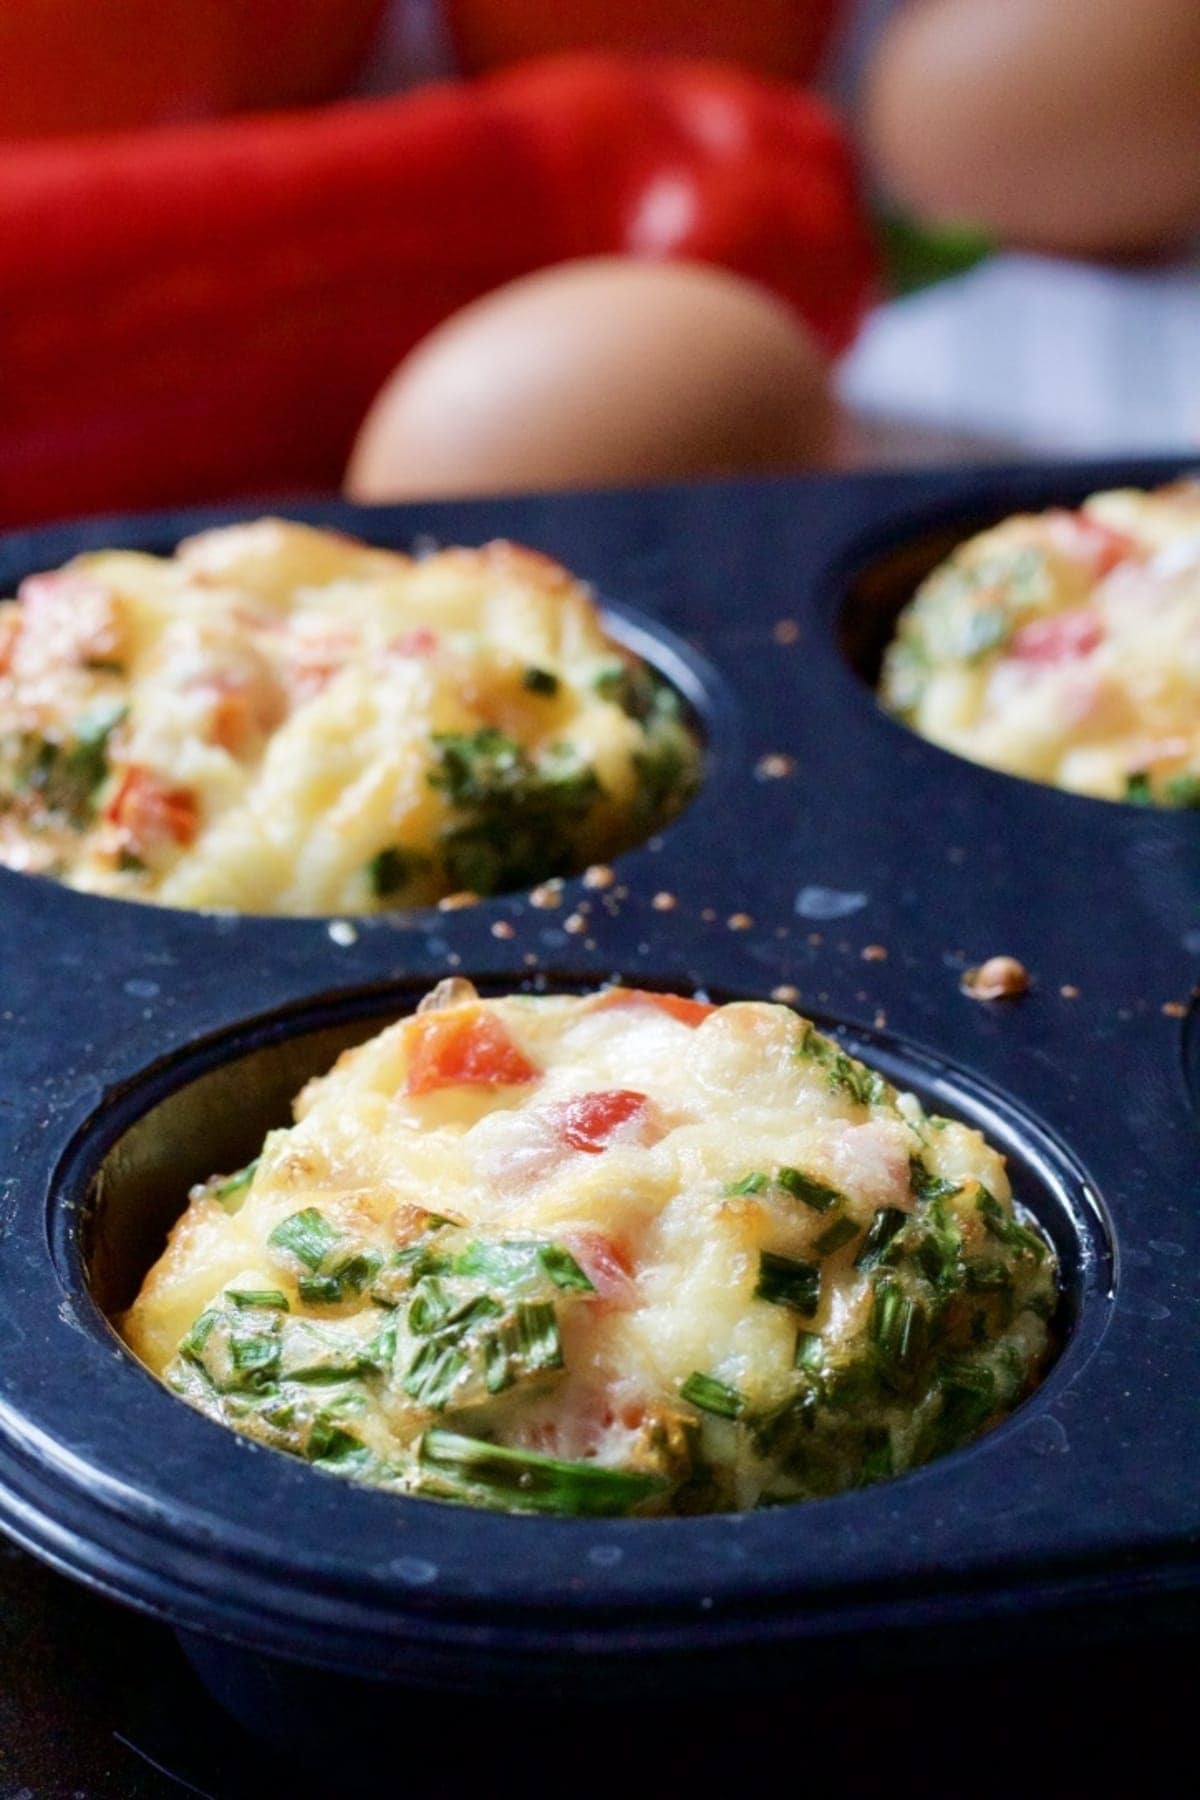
<box><xmin>1</xmin><ymin>1532</ymin><xmax>1193</xmax><ymax>1798</ymax></box>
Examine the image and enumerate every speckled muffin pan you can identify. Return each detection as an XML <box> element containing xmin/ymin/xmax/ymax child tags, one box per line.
<box><xmin>0</xmin><ymin>461</ymin><xmax>1195</xmax><ymax>1743</ymax></box>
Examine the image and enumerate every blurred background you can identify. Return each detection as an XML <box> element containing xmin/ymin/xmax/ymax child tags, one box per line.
<box><xmin>1</xmin><ymin>0</ymin><xmax>1197</xmax><ymax>527</ymax></box>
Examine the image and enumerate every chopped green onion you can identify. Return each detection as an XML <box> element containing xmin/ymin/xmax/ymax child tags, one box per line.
<box><xmin>451</xmin><ymin>1238</ymin><xmax>593</xmax><ymax>1293</ymax></box>
<box><xmin>860</xmin><ymin>1430</ymin><xmax>894</xmax><ymax>1484</ymax></box>
<box><xmin>227</xmin><ymin>1288</ymin><xmax>289</xmax><ymax>1311</ymax></box>
<box><xmin>417</xmin><ymin>1430</ymin><xmax>668</xmax><ymax>1517</ymax></box>
<box><xmin>962</xmin><ymin>1258</ymin><xmax>1013</xmax><ymax>1294</ymax></box>
<box><xmin>776</xmin><ymin>1166</ymin><xmax>842</xmax><ymax>1213</ymax></box>
<box><xmin>1124</xmin><ymin>771</ymin><xmax>1154</xmax><ymax>806</ymax></box>
<box><xmin>298</xmin><ymin>1274</ymin><xmax>344</xmax><ymax>1306</ymax></box>
<box><xmin>908</xmin><ymin>1156</ymin><xmax>962</xmax><ymax>1203</ymax></box>
<box><xmin>178</xmin><ymin>1310</ymin><xmax>219</xmax><ymax>1363</ymax></box>
<box><xmin>854</xmin><ymin>1206</ymin><xmax>908</xmax><ymax>1270</ymax></box>
<box><xmin>793</xmin><ymin>1330</ymin><xmax>823</xmax><ymax>1372</ymax></box>
<box><xmin>367</xmin><ymin>846</ymin><xmax>422</xmax><ymax>899</ymax></box>
<box><xmin>755</xmin><ymin>1251</ymin><xmax>820</xmax><ymax>1317</ymax></box>
<box><xmin>408</xmin><ymin>1276</ymin><xmax>452</xmax><ymax>1336</ymax></box>
<box><xmin>681</xmin><ymin>1371</ymin><xmax>745</xmax><ymax>1419</ymax></box>
<box><xmin>977</xmin><ymin>1189</ymin><xmax>1047</xmax><ymax>1263</ymax></box>
<box><xmin>331</xmin><ymin>1250</ymin><xmax>384</xmax><ymax>1293</ymax></box>
<box><xmin>725</xmin><ymin>1172</ymin><xmax>768</xmax><ymax>1197</ymax></box>
<box><xmin>229</xmin><ymin>1334</ymin><xmax>281</xmax><ymax>1379</ymax></box>
<box><xmin>307</xmin><ymin>1416</ymin><xmax>370</xmax><ymax>1465</ymax></box>
<box><xmin>871</xmin><ymin>1282</ymin><xmax>926</xmax><ymax>1378</ymax></box>
<box><xmin>813</xmin><ymin>1215</ymin><xmax>860</xmax><ymax>1257</ymax></box>
<box><xmin>213</xmin><ymin>1158</ymin><xmax>260</xmax><ymax>1202</ymax></box>
<box><xmin>404</xmin><ymin>1340</ymin><xmax>468</xmax><ymax>1410</ymax></box>
<box><xmin>509</xmin><ymin>1301</ymin><xmax>562</xmax><ymax>1372</ymax></box>
<box><xmin>1165</xmin><ymin>771</ymin><xmax>1200</xmax><ymax>809</ymax></box>
<box><xmin>939</xmin><ymin>1360</ymin><xmax>997</xmax><ymax>1441</ymax></box>
<box><xmin>268</xmin><ymin>1207</ymin><xmax>340</xmax><ymax>1272</ymax></box>
<box><xmin>537</xmin><ymin>1244</ymin><xmax>595</xmax><ymax>1293</ymax></box>
<box><xmin>522</xmin><ymin>666</ymin><xmax>559</xmax><ymax>697</ymax></box>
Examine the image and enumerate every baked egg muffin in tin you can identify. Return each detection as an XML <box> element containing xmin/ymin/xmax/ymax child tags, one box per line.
<box><xmin>121</xmin><ymin>980</ymin><xmax>1057</xmax><ymax>1518</ymax></box>
<box><xmin>880</xmin><ymin>479</ymin><xmax>1200</xmax><ymax>805</ymax></box>
<box><xmin>0</xmin><ymin>520</ymin><xmax>697</xmax><ymax>912</ymax></box>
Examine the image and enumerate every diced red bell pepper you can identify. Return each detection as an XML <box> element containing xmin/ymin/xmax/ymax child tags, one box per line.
<box><xmin>553</xmin><ymin>1088</ymin><xmax>649</xmax><ymax>1152</ymax></box>
<box><xmin>1044</xmin><ymin>510</ymin><xmax>1136</xmax><ymax>578</ymax></box>
<box><xmin>0</xmin><ymin>55</ymin><xmax>874</xmax><ymax>525</ymax></box>
<box><xmin>595</xmin><ymin>986</ymin><xmax>716</xmax><ymax>1027</ymax></box>
<box><xmin>405</xmin><ymin>1008</ymin><xmax>542</xmax><ymax>1096</ymax></box>
<box><xmin>1010</xmin><ymin>607</ymin><xmax>1105</xmax><ymax>664</ymax></box>
<box><xmin>105</xmin><ymin>767</ymin><xmax>199</xmax><ymax>852</ymax></box>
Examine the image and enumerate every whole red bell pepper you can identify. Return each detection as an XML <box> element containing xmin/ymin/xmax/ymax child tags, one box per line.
<box><xmin>0</xmin><ymin>54</ymin><xmax>875</xmax><ymax>526</ymax></box>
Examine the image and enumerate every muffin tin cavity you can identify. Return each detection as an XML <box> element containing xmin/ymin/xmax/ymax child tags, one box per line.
<box><xmin>0</xmin><ymin>524</ymin><xmax>724</xmax><ymax>917</ymax></box>
<box><xmin>76</xmin><ymin>979</ymin><xmax>1111</xmax><ymax>1479</ymax></box>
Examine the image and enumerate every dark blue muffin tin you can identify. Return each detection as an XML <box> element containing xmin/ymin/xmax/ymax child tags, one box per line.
<box><xmin>0</xmin><ymin>462</ymin><xmax>1195</xmax><ymax>1749</ymax></box>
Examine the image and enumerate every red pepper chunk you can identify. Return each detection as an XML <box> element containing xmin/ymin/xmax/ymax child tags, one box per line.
<box><xmin>595</xmin><ymin>986</ymin><xmax>716</xmax><ymax>1028</ymax></box>
<box><xmin>405</xmin><ymin>1009</ymin><xmax>541</xmax><ymax>1096</ymax></box>
<box><xmin>554</xmin><ymin>1088</ymin><xmax>648</xmax><ymax>1153</ymax></box>
<box><xmin>106</xmin><ymin>767</ymin><xmax>198</xmax><ymax>852</ymax></box>
<box><xmin>0</xmin><ymin>55</ymin><xmax>873</xmax><ymax>525</ymax></box>
<box><xmin>1011</xmin><ymin>607</ymin><xmax>1104</xmax><ymax>664</ymax></box>
<box><xmin>1044</xmin><ymin>510</ymin><xmax>1136</xmax><ymax>578</ymax></box>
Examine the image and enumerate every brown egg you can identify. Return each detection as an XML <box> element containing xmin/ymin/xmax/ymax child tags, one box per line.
<box><xmin>344</xmin><ymin>258</ymin><xmax>833</xmax><ymax>502</ymax></box>
<box><xmin>865</xmin><ymin>0</ymin><xmax>1200</xmax><ymax>256</ymax></box>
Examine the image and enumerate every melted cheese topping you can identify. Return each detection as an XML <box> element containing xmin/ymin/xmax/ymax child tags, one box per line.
<box><xmin>0</xmin><ymin>521</ymin><xmax>696</xmax><ymax>912</ymax></box>
<box><xmin>121</xmin><ymin>984</ymin><xmax>1057</xmax><ymax>1516</ymax></box>
<box><xmin>881</xmin><ymin>481</ymin><xmax>1200</xmax><ymax>805</ymax></box>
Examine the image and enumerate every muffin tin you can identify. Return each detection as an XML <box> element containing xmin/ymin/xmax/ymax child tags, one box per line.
<box><xmin>0</xmin><ymin>461</ymin><xmax>1196</xmax><ymax>1748</ymax></box>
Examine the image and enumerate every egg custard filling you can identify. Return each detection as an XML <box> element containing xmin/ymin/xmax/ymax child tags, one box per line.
<box><xmin>880</xmin><ymin>480</ymin><xmax>1200</xmax><ymax>805</ymax></box>
<box><xmin>0</xmin><ymin>520</ymin><xmax>697</xmax><ymax>912</ymax></box>
<box><xmin>121</xmin><ymin>983</ymin><xmax>1058</xmax><ymax>1517</ymax></box>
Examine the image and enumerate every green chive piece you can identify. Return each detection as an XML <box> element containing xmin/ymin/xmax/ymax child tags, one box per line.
<box><xmin>871</xmin><ymin>1282</ymin><xmax>927</xmax><ymax>1376</ymax></box>
<box><xmin>854</xmin><ymin>1206</ymin><xmax>908</xmax><ymax>1270</ymax></box>
<box><xmin>522</xmin><ymin>666</ymin><xmax>560</xmax><ymax>697</ymax></box>
<box><xmin>298</xmin><ymin>1274</ymin><xmax>344</xmax><ymax>1305</ymax></box>
<box><xmin>538</xmin><ymin>1244</ymin><xmax>595</xmax><ymax>1292</ymax></box>
<box><xmin>977</xmin><ymin>1189</ymin><xmax>1047</xmax><ymax>1263</ymax></box>
<box><xmin>408</xmin><ymin>1276</ymin><xmax>453</xmax><ymax>1336</ymax></box>
<box><xmin>776</xmin><ymin>1166</ymin><xmax>843</xmax><ymax>1212</ymax></box>
<box><xmin>331</xmin><ymin>1250</ymin><xmax>384</xmax><ymax>1293</ymax></box>
<box><xmin>367</xmin><ymin>845</ymin><xmax>417</xmax><ymax>899</ymax></box>
<box><xmin>939</xmin><ymin>1360</ymin><xmax>997</xmax><ymax>1442</ymax></box>
<box><xmin>268</xmin><ymin>1207</ymin><xmax>340</xmax><ymax>1272</ymax></box>
<box><xmin>813</xmin><ymin>1215</ymin><xmax>860</xmax><ymax>1257</ymax></box>
<box><xmin>681</xmin><ymin>1372</ymin><xmax>745</xmax><ymax>1419</ymax></box>
<box><xmin>755</xmin><ymin>1251</ymin><xmax>820</xmax><ymax>1317</ymax></box>
<box><xmin>725</xmin><ymin>1172</ymin><xmax>768</xmax><ymax>1197</ymax></box>
<box><xmin>417</xmin><ymin>1430</ymin><xmax>668</xmax><ymax>1517</ymax></box>
<box><xmin>404</xmin><ymin>1340</ymin><xmax>468</xmax><ymax>1410</ymax></box>
<box><xmin>794</xmin><ymin>1330</ymin><xmax>823</xmax><ymax>1372</ymax></box>
<box><xmin>178</xmin><ymin>1310</ymin><xmax>219</xmax><ymax>1363</ymax></box>
<box><xmin>453</xmin><ymin>1240</ymin><xmax>542</xmax><ymax>1286</ymax></box>
<box><xmin>307</xmin><ymin>1416</ymin><xmax>369</xmax><ymax>1465</ymax></box>
<box><xmin>860</xmin><ymin>1430</ymin><xmax>894</xmax><ymax>1484</ymax></box>
<box><xmin>227</xmin><ymin>1288</ymin><xmax>289</xmax><ymax>1311</ymax></box>
<box><xmin>1124</xmin><ymin>771</ymin><xmax>1154</xmax><ymax>806</ymax></box>
<box><xmin>510</xmin><ymin>1301</ymin><xmax>563</xmax><ymax>1373</ymax></box>
<box><xmin>213</xmin><ymin>1158</ymin><xmax>260</xmax><ymax>1202</ymax></box>
<box><xmin>908</xmin><ymin>1156</ymin><xmax>962</xmax><ymax>1203</ymax></box>
<box><xmin>1165</xmin><ymin>771</ymin><xmax>1200</xmax><ymax>809</ymax></box>
<box><xmin>229</xmin><ymin>1334</ymin><xmax>281</xmax><ymax>1379</ymax></box>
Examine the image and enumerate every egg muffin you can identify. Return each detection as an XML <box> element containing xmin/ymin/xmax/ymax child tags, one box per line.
<box><xmin>0</xmin><ymin>521</ymin><xmax>697</xmax><ymax>912</ymax></box>
<box><xmin>881</xmin><ymin>481</ymin><xmax>1200</xmax><ymax>806</ymax></box>
<box><xmin>121</xmin><ymin>983</ymin><xmax>1058</xmax><ymax>1517</ymax></box>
